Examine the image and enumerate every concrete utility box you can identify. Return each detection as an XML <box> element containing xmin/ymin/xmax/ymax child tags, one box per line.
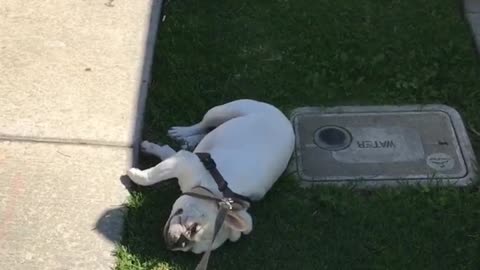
<box><xmin>290</xmin><ymin>105</ymin><xmax>477</xmax><ymax>187</ymax></box>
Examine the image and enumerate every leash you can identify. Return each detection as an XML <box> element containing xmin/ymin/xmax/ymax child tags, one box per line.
<box><xmin>180</xmin><ymin>153</ymin><xmax>251</xmax><ymax>270</ymax></box>
<box><xmin>182</xmin><ymin>193</ymin><xmax>234</xmax><ymax>270</ymax></box>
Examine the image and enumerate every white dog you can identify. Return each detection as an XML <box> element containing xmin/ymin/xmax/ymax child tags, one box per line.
<box><xmin>127</xmin><ymin>99</ymin><xmax>295</xmax><ymax>254</ymax></box>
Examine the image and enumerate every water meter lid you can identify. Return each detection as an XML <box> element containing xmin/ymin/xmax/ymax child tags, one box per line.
<box><xmin>289</xmin><ymin>104</ymin><xmax>478</xmax><ymax>188</ymax></box>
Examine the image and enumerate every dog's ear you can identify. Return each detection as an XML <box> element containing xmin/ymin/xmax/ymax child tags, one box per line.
<box><xmin>225</xmin><ymin>210</ymin><xmax>252</xmax><ymax>234</ymax></box>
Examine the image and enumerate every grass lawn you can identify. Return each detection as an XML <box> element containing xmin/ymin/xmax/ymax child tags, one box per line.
<box><xmin>117</xmin><ymin>0</ymin><xmax>480</xmax><ymax>269</ymax></box>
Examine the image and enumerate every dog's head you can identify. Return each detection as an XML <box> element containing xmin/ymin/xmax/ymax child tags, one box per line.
<box><xmin>163</xmin><ymin>195</ymin><xmax>252</xmax><ymax>254</ymax></box>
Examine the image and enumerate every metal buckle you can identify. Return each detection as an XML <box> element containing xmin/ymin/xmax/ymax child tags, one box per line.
<box><xmin>202</xmin><ymin>156</ymin><xmax>216</xmax><ymax>170</ymax></box>
<box><xmin>218</xmin><ymin>198</ymin><xmax>234</xmax><ymax>210</ymax></box>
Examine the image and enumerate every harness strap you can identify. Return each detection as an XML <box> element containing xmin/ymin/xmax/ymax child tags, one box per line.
<box><xmin>195</xmin><ymin>152</ymin><xmax>252</xmax><ymax>204</ymax></box>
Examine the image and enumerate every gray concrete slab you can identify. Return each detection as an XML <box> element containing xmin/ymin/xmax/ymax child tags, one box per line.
<box><xmin>464</xmin><ymin>1</ymin><xmax>480</xmax><ymax>55</ymax></box>
<box><xmin>0</xmin><ymin>0</ymin><xmax>160</xmax><ymax>147</ymax></box>
<box><xmin>0</xmin><ymin>0</ymin><xmax>163</xmax><ymax>268</ymax></box>
<box><xmin>467</xmin><ymin>13</ymin><xmax>480</xmax><ymax>36</ymax></box>
<box><xmin>464</xmin><ymin>0</ymin><xmax>480</xmax><ymax>13</ymax></box>
<box><xmin>0</xmin><ymin>141</ymin><xmax>130</xmax><ymax>270</ymax></box>
<box><xmin>474</xmin><ymin>33</ymin><xmax>480</xmax><ymax>51</ymax></box>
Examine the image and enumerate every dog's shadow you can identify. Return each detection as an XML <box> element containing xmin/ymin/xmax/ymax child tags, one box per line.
<box><xmin>94</xmin><ymin>206</ymin><xmax>126</xmax><ymax>243</ymax></box>
<box><xmin>95</xmin><ymin>152</ymin><xmax>200</xmax><ymax>266</ymax></box>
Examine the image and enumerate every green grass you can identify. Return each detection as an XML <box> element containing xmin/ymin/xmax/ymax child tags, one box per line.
<box><xmin>117</xmin><ymin>0</ymin><xmax>480</xmax><ymax>269</ymax></box>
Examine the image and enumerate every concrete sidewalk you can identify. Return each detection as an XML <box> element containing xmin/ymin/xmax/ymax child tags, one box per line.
<box><xmin>0</xmin><ymin>0</ymin><xmax>162</xmax><ymax>269</ymax></box>
<box><xmin>465</xmin><ymin>0</ymin><xmax>480</xmax><ymax>55</ymax></box>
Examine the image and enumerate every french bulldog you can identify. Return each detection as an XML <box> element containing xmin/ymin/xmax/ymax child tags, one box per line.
<box><xmin>127</xmin><ymin>99</ymin><xmax>295</xmax><ymax>254</ymax></box>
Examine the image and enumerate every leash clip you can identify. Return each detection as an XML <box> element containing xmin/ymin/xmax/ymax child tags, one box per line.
<box><xmin>200</xmin><ymin>154</ymin><xmax>217</xmax><ymax>170</ymax></box>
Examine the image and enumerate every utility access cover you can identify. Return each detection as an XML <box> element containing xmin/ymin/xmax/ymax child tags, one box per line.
<box><xmin>290</xmin><ymin>105</ymin><xmax>477</xmax><ymax>187</ymax></box>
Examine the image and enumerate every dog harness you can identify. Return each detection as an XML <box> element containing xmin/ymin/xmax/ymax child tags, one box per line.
<box><xmin>180</xmin><ymin>153</ymin><xmax>252</xmax><ymax>270</ymax></box>
<box><xmin>193</xmin><ymin>153</ymin><xmax>252</xmax><ymax>204</ymax></box>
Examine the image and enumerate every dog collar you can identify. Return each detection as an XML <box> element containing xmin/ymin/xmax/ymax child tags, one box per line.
<box><xmin>182</xmin><ymin>186</ymin><xmax>250</xmax><ymax>211</ymax></box>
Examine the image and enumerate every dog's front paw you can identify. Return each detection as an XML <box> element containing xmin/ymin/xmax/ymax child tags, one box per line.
<box><xmin>127</xmin><ymin>168</ymin><xmax>149</xmax><ymax>185</ymax></box>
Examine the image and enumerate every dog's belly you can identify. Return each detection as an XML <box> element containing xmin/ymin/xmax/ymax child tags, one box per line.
<box><xmin>194</xmin><ymin>112</ymin><xmax>294</xmax><ymax>200</ymax></box>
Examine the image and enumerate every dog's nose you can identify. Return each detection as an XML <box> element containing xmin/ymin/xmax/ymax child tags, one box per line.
<box><xmin>165</xmin><ymin>233</ymin><xmax>190</xmax><ymax>249</ymax></box>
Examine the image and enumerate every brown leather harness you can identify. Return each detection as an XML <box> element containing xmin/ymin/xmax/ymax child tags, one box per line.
<box><xmin>179</xmin><ymin>153</ymin><xmax>251</xmax><ymax>270</ymax></box>
<box><xmin>191</xmin><ymin>153</ymin><xmax>252</xmax><ymax>204</ymax></box>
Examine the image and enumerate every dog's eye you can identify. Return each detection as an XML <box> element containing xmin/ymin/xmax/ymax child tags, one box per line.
<box><xmin>174</xmin><ymin>208</ymin><xmax>183</xmax><ymax>215</ymax></box>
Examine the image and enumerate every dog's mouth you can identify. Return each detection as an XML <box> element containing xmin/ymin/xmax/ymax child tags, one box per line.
<box><xmin>163</xmin><ymin>209</ymin><xmax>200</xmax><ymax>250</ymax></box>
<box><xmin>168</xmin><ymin>234</ymin><xmax>190</xmax><ymax>250</ymax></box>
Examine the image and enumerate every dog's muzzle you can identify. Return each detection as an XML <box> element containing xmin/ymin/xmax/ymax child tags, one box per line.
<box><xmin>163</xmin><ymin>209</ymin><xmax>191</xmax><ymax>250</ymax></box>
<box><xmin>165</xmin><ymin>232</ymin><xmax>190</xmax><ymax>250</ymax></box>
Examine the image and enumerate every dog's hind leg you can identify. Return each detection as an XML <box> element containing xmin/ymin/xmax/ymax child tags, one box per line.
<box><xmin>168</xmin><ymin>101</ymin><xmax>248</xmax><ymax>143</ymax></box>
